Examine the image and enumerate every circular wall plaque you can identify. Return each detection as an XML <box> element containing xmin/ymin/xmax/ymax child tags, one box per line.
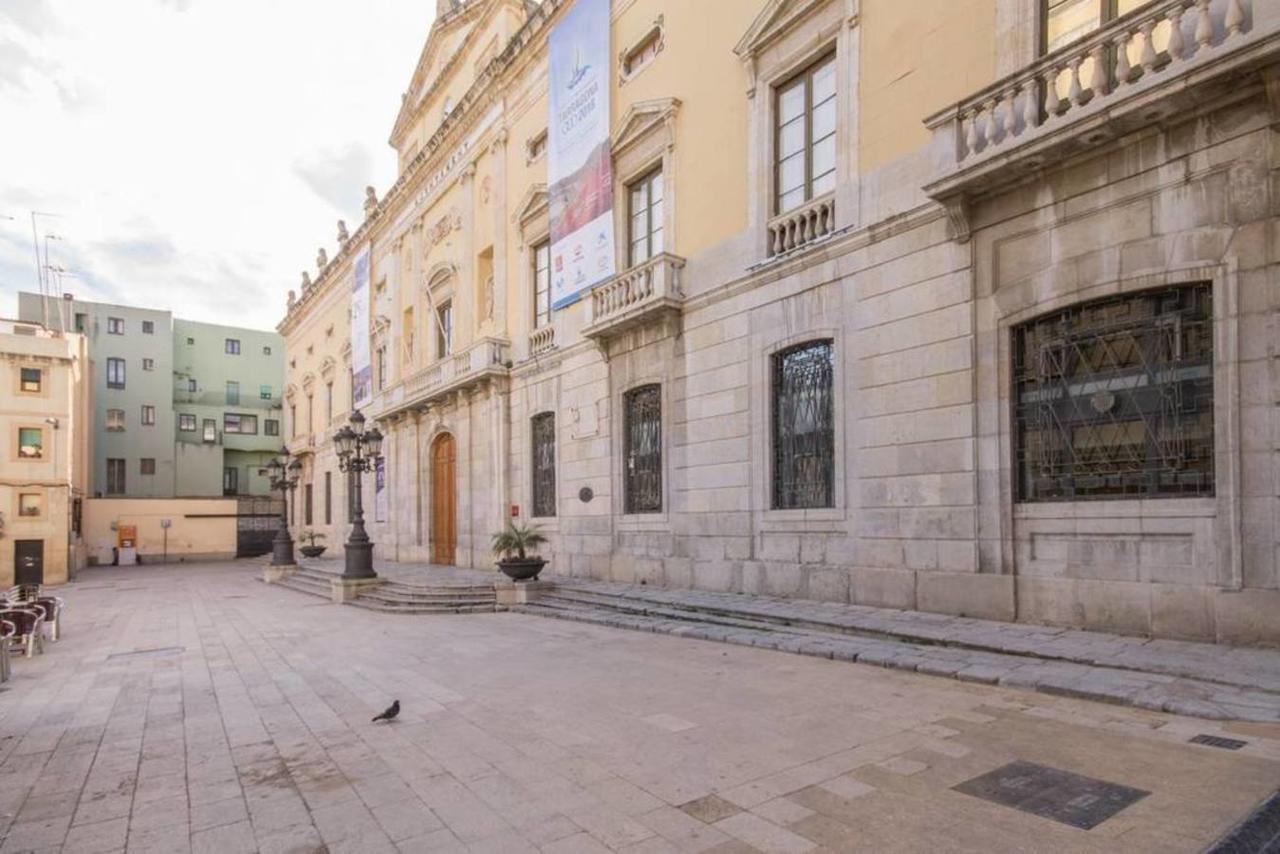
<box><xmin>578</xmin><ymin>486</ymin><xmax>594</xmax><ymax>503</ymax></box>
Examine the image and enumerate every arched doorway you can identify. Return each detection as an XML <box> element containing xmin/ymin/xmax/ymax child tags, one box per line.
<box><xmin>430</xmin><ymin>433</ymin><xmax>457</xmax><ymax>565</ymax></box>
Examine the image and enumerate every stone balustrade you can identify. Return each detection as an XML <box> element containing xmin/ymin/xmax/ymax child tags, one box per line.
<box><xmin>767</xmin><ymin>193</ymin><xmax>836</xmax><ymax>256</ymax></box>
<box><xmin>583</xmin><ymin>253</ymin><xmax>686</xmax><ymax>340</ymax></box>
<box><xmin>926</xmin><ymin>0</ymin><xmax>1258</xmax><ymax>201</ymax></box>
<box><xmin>369</xmin><ymin>336</ymin><xmax>510</xmax><ymax>416</ymax></box>
<box><xmin>529</xmin><ymin>324</ymin><xmax>555</xmax><ymax>356</ymax></box>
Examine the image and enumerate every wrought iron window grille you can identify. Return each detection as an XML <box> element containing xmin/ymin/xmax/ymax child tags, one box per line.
<box><xmin>1013</xmin><ymin>284</ymin><xmax>1214</xmax><ymax>502</ymax></box>
<box><xmin>624</xmin><ymin>384</ymin><xmax>663</xmax><ymax>514</ymax></box>
<box><xmin>531</xmin><ymin>412</ymin><xmax>556</xmax><ymax>518</ymax></box>
<box><xmin>772</xmin><ymin>340</ymin><xmax>836</xmax><ymax>509</ymax></box>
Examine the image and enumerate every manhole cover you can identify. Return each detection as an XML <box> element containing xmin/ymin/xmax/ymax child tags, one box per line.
<box><xmin>107</xmin><ymin>646</ymin><xmax>184</xmax><ymax>659</ymax></box>
<box><xmin>1190</xmin><ymin>734</ymin><xmax>1248</xmax><ymax>751</ymax></box>
<box><xmin>954</xmin><ymin>760</ymin><xmax>1148</xmax><ymax>830</ymax></box>
<box><xmin>1206</xmin><ymin>790</ymin><xmax>1280</xmax><ymax>853</ymax></box>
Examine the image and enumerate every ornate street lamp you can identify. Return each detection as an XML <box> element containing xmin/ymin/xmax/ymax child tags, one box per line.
<box><xmin>266</xmin><ymin>448</ymin><xmax>303</xmax><ymax>566</ymax></box>
<box><xmin>334</xmin><ymin>410</ymin><xmax>384</xmax><ymax>580</ymax></box>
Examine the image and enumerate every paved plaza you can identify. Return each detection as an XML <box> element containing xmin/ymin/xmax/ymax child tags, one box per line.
<box><xmin>2</xmin><ymin>562</ymin><xmax>1279</xmax><ymax>853</ymax></box>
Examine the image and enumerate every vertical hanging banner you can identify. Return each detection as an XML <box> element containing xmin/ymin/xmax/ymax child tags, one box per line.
<box><xmin>374</xmin><ymin>457</ymin><xmax>387</xmax><ymax>523</ymax></box>
<box><xmin>548</xmin><ymin>0</ymin><xmax>614</xmax><ymax>310</ymax></box>
<box><xmin>350</xmin><ymin>244</ymin><xmax>373</xmax><ymax>407</ymax></box>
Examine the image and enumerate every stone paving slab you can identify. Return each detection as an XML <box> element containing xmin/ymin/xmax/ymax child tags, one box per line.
<box><xmin>2</xmin><ymin>561</ymin><xmax>1280</xmax><ymax>852</ymax></box>
<box><xmin>512</xmin><ymin>586</ymin><xmax>1280</xmax><ymax>723</ymax></box>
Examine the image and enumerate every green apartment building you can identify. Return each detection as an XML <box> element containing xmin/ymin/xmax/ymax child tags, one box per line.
<box><xmin>18</xmin><ymin>293</ymin><xmax>284</xmax><ymax>497</ymax></box>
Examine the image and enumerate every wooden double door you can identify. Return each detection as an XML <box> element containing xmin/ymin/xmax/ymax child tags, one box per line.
<box><xmin>430</xmin><ymin>433</ymin><xmax>457</xmax><ymax>565</ymax></box>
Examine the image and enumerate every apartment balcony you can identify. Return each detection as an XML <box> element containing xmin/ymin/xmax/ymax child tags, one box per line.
<box><xmin>923</xmin><ymin>0</ymin><xmax>1276</xmax><ymax>237</ymax></box>
<box><xmin>582</xmin><ymin>253</ymin><xmax>686</xmax><ymax>341</ymax></box>
<box><xmin>369</xmin><ymin>336</ymin><xmax>511</xmax><ymax>418</ymax></box>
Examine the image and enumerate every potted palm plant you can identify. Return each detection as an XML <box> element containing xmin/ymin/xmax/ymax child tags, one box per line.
<box><xmin>298</xmin><ymin>530</ymin><xmax>327</xmax><ymax>558</ymax></box>
<box><xmin>491</xmin><ymin>521</ymin><xmax>547</xmax><ymax>581</ymax></box>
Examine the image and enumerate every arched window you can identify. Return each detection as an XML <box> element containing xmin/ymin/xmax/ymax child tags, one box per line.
<box><xmin>624</xmin><ymin>384</ymin><xmax>662</xmax><ymax>514</ymax></box>
<box><xmin>531</xmin><ymin>412</ymin><xmax>556</xmax><ymax>517</ymax></box>
<box><xmin>772</xmin><ymin>340</ymin><xmax>835</xmax><ymax>509</ymax></box>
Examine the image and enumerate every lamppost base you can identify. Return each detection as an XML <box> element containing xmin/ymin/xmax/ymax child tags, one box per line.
<box><xmin>271</xmin><ymin>537</ymin><xmax>295</xmax><ymax>567</ymax></box>
<box><xmin>342</xmin><ymin>540</ymin><xmax>378</xmax><ymax>580</ymax></box>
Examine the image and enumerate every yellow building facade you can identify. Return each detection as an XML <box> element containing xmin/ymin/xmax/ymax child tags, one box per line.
<box><xmin>0</xmin><ymin>319</ymin><xmax>91</xmax><ymax>586</ymax></box>
<box><xmin>281</xmin><ymin>0</ymin><xmax>1280</xmax><ymax>644</ymax></box>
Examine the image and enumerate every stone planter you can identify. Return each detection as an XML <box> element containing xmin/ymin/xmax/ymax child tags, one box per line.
<box><xmin>299</xmin><ymin>545</ymin><xmax>327</xmax><ymax>558</ymax></box>
<box><xmin>497</xmin><ymin>557</ymin><xmax>545</xmax><ymax>581</ymax></box>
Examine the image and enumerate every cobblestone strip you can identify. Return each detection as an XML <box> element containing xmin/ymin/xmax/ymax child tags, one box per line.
<box><xmin>514</xmin><ymin>600</ymin><xmax>1280</xmax><ymax>724</ymax></box>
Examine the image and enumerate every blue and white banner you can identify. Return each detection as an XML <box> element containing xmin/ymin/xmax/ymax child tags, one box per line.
<box><xmin>548</xmin><ymin>0</ymin><xmax>615</xmax><ymax>310</ymax></box>
<box><xmin>351</xmin><ymin>244</ymin><xmax>372</xmax><ymax>407</ymax></box>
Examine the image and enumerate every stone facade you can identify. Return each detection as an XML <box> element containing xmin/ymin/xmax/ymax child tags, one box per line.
<box><xmin>280</xmin><ymin>0</ymin><xmax>1280</xmax><ymax>644</ymax></box>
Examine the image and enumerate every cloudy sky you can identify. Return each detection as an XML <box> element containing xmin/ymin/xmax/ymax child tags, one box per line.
<box><xmin>0</xmin><ymin>0</ymin><xmax>436</xmax><ymax>330</ymax></box>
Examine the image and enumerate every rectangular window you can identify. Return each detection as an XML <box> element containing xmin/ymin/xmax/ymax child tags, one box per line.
<box><xmin>265</xmin><ymin>418</ymin><xmax>279</xmax><ymax>436</ymax></box>
<box><xmin>19</xmin><ymin>367</ymin><xmax>40</xmax><ymax>393</ymax></box>
<box><xmin>531</xmin><ymin>412</ymin><xmax>556</xmax><ymax>517</ymax></box>
<box><xmin>107</xmin><ymin>316</ymin><xmax>124</xmax><ymax>335</ymax></box>
<box><xmin>141</xmin><ymin>405</ymin><xmax>156</xmax><ymax>426</ymax></box>
<box><xmin>260</xmin><ymin>384</ymin><xmax>272</xmax><ymax>400</ymax></box>
<box><xmin>140</xmin><ymin>458</ymin><xmax>156</xmax><ymax>475</ymax></box>
<box><xmin>1043</xmin><ymin>0</ymin><xmax>1147</xmax><ymax>53</ymax></box>
<box><xmin>326</xmin><ymin>382</ymin><xmax>333</xmax><ymax>422</ymax></box>
<box><xmin>224</xmin><ymin>413</ymin><xmax>258</xmax><ymax>434</ymax></box>
<box><xmin>179</xmin><ymin>413</ymin><xmax>196</xmax><ymax>431</ymax></box>
<box><xmin>18</xmin><ymin>493</ymin><xmax>41</xmax><ymax>517</ymax></box>
<box><xmin>623</xmin><ymin>384</ymin><xmax>662</xmax><ymax>514</ymax></box>
<box><xmin>203</xmin><ymin>418</ymin><xmax>217</xmax><ymax>443</ymax></box>
<box><xmin>225</xmin><ymin>338</ymin><xmax>241</xmax><ymax>355</ymax></box>
<box><xmin>290</xmin><ymin>405</ymin><xmax>297</xmax><ymax>438</ymax></box>
<box><xmin>186</xmin><ymin>337</ymin><xmax>194</xmax><ymax>345</ymax></box>
<box><xmin>304</xmin><ymin>483</ymin><xmax>313</xmax><ymax>526</ymax></box>
<box><xmin>377</xmin><ymin>347</ymin><xmax>387</xmax><ymax>390</ymax></box>
<box><xmin>263</xmin><ymin>345</ymin><xmax>272</xmax><ymax>355</ymax></box>
<box><xmin>226</xmin><ymin>380</ymin><xmax>239</xmax><ymax>405</ymax></box>
<box><xmin>1014</xmin><ymin>284</ymin><xmax>1215</xmax><ymax>502</ymax></box>
<box><xmin>188</xmin><ymin>378</ymin><xmax>197</xmax><ymax>392</ymax></box>
<box><xmin>142</xmin><ymin>320</ymin><xmax>154</xmax><ymax>334</ymax></box>
<box><xmin>533</xmin><ymin>241</ymin><xmax>552</xmax><ymax>328</ymax></box>
<box><xmin>74</xmin><ymin>313</ymin><xmax>87</xmax><ymax>333</ymax></box>
<box><xmin>223</xmin><ymin>466</ymin><xmax>238</xmax><ymax>496</ymax></box>
<box><xmin>142</xmin><ymin>358</ymin><xmax>155</xmax><ymax>371</ymax></box>
<box><xmin>324</xmin><ymin>471</ymin><xmax>332</xmax><ymax>525</ymax></box>
<box><xmin>106</xmin><ymin>458</ymin><xmax>126</xmax><ymax>494</ymax></box>
<box><xmin>17</xmin><ymin>427</ymin><xmax>43</xmax><ymax>459</ymax></box>
<box><xmin>437</xmin><ymin>301</ymin><xmax>453</xmax><ymax>357</ymax></box>
<box><xmin>627</xmin><ymin>168</ymin><xmax>664</xmax><ymax>267</ymax></box>
<box><xmin>775</xmin><ymin>53</ymin><xmax>836</xmax><ymax>215</ymax></box>
<box><xmin>107</xmin><ymin>357</ymin><xmax>126</xmax><ymax>389</ymax></box>
<box><xmin>772</xmin><ymin>340</ymin><xmax>835</xmax><ymax>509</ymax></box>
<box><xmin>106</xmin><ymin>408</ymin><xmax>126</xmax><ymax>431</ymax></box>
<box><xmin>622</xmin><ymin>26</ymin><xmax>663</xmax><ymax>78</ymax></box>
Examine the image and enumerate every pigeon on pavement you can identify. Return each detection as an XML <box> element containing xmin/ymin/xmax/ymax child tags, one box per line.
<box><xmin>372</xmin><ymin>700</ymin><xmax>400</xmax><ymax>722</ymax></box>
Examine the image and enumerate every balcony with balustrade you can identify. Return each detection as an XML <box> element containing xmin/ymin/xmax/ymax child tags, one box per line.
<box><xmin>923</xmin><ymin>0</ymin><xmax>1276</xmax><ymax>238</ymax></box>
<box><xmin>366</xmin><ymin>336</ymin><xmax>511</xmax><ymax>419</ymax></box>
<box><xmin>581</xmin><ymin>253</ymin><xmax>686</xmax><ymax>341</ymax></box>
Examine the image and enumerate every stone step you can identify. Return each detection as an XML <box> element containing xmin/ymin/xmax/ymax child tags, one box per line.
<box><xmin>273</xmin><ymin>578</ymin><xmax>330</xmax><ymax>600</ymax></box>
<box><xmin>549</xmin><ymin>583</ymin><xmax>1280</xmax><ymax>698</ymax></box>
<box><xmin>363</xmin><ymin>586</ymin><xmax>497</xmax><ymax>605</ymax></box>
<box><xmin>513</xmin><ymin>600</ymin><xmax>1280</xmax><ymax>724</ymax></box>
<box><xmin>534</xmin><ymin>593</ymin><xmax>780</xmax><ymax>634</ymax></box>
<box><xmin>349</xmin><ymin>599</ymin><xmax>502</xmax><ymax>614</ymax></box>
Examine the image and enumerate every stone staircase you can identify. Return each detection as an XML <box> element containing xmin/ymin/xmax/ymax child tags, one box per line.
<box><xmin>268</xmin><ymin>566</ymin><xmax>501</xmax><ymax>614</ymax></box>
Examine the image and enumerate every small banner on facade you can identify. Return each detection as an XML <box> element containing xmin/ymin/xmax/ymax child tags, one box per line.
<box><xmin>351</xmin><ymin>244</ymin><xmax>373</xmax><ymax>407</ymax></box>
<box><xmin>548</xmin><ymin>0</ymin><xmax>615</xmax><ymax>310</ymax></box>
<box><xmin>374</xmin><ymin>457</ymin><xmax>387</xmax><ymax>523</ymax></box>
